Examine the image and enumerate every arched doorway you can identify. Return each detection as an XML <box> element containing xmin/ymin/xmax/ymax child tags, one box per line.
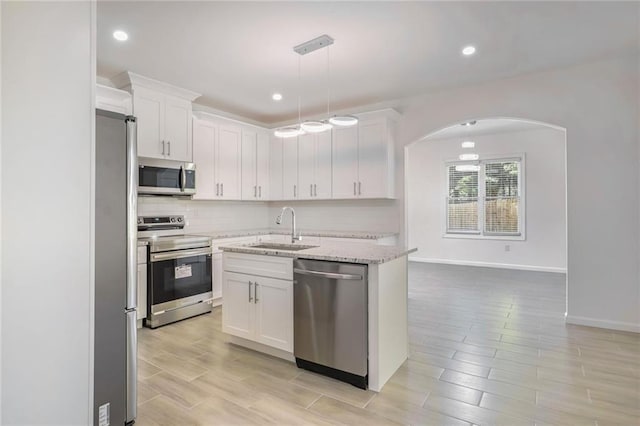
<box><xmin>404</xmin><ymin>117</ymin><xmax>568</xmax><ymax>315</ymax></box>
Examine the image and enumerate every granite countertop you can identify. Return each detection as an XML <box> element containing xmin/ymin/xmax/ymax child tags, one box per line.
<box><xmin>194</xmin><ymin>228</ymin><xmax>398</xmax><ymax>240</ymax></box>
<box><xmin>220</xmin><ymin>240</ymin><xmax>416</xmax><ymax>264</ymax></box>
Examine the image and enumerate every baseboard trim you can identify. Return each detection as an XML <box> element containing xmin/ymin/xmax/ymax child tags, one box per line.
<box><xmin>565</xmin><ymin>315</ymin><xmax>640</xmax><ymax>333</ymax></box>
<box><xmin>408</xmin><ymin>256</ymin><xmax>566</xmax><ymax>273</ymax></box>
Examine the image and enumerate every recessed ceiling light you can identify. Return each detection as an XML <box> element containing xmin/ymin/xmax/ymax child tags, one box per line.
<box><xmin>461</xmin><ymin>141</ymin><xmax>475</xmax><ymax>149</ymax></box>
<box><xmin>272</xmin><ymin>93</ymin><xmax>283</xmax><ymax>101</ymax></box>
<box><xmin>461</xmin><ymin>120</ymin><xmax>477</xmax><ymax>127</ymax></box>
<box><xmin>459</xmin><ymin>153</ymin><xmax>479</xmax><ymax>161</ymax></box>
<box><xmin>113</xmin><ymin>30</ymin><xmax>128</xmax><ymax>41</ymax></box>
<box><xmin>462</xmin><ymin>45</ymin><xmax>476</xmax><ymax>56</ymax></box>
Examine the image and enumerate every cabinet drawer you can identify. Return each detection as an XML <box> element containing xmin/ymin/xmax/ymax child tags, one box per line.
<box><xmin>223</xmin><ymin>252</ymin><xmax>293</xmax><ymax>280</ymax></box>
<box><xmin>137</xmin><ymin>246</ymin><xmax>147</xmax><ymax>264</ymax></box>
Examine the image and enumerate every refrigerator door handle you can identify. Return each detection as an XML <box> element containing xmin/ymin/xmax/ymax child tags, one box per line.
<box><xmin>125</xmin><ymin>116</ymin><xmax>138</xmax><ymax>310</ymax></box>
<box><xmin>125</xmin><ymin>309</ymin><xmax>137</xmax><ymax>423</ymax></box>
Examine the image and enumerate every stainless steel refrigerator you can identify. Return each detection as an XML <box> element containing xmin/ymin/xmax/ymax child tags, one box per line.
<box><xmin>94</xmin><ymin>109</ymin><xmax>137</xmax><ymax>425</ymax></box>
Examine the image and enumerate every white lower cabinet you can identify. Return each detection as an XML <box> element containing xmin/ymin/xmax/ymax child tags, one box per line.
<box><xmin>212</xmin><ymin>252</ymin><xmax>223</xmax><ymax>302</ymax></box>
<box><xmin>222</xmin><ymin>253</ymin><xmax>293</xmax><ymax>353</ymax></box>
<box><xmin>137</xmin><ymin>245</ymin><xmax>148</xmax><ymax>322</ymax></box>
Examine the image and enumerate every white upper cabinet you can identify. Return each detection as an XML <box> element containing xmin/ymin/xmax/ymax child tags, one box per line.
<box><xmin>282</xmin><ymin>137</ymin><xmax>299</xmax><ymax>200</ymax></box>
<box><xmin>332</xmin><ymin>112</ymin><xmax>397</xmax><ymax>199</ymax></box>
<box><xmin>113</xmin><ymin>72</ymin><xmax>200</xmax><ymax>162</ymax></box>
<box><xmin>241</xmin><ymin>128</ymin><xmax>270</xmax><ymax>200</ymax></box>
<box><xmin>332</xmin><ymin>125</ymin><xmax>359</xmax><ymax>198</ymax></box>
<box><xmin>192</xmin><ymin>113</ymin><xmax>242</xmax><ymax>200</ymax></box>
<box><xmin>269</xmin><ymin>136</ymin><xmax>284</xmax><ymax>201</ymax></box>
<box><xmin>298</xmin><ymin>132</ymin><xmax>332</xmax><ymax>199</ymax></box>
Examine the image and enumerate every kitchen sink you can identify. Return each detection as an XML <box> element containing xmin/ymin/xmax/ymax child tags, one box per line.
<box><xmin>251</xmin><ymin>243</ymin><xmax>319</xmax><ymax>251</ymax></box>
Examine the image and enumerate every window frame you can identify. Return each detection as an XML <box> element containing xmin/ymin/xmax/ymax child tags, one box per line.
<box><xmin>443</xmin><ymin>153</ymin><xmax>526</xmax><ymax>241</ymax></box>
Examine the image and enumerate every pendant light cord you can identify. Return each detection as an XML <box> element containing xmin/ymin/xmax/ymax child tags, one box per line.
<box><xmin>297</xmin><ymin>55</ymin><xmax>302</xmax><ymax>126</ymax></box>
<box><xmin>326</xmin><ymin>45</ymin><xmax>331</xmax><ymax>119</ymax></box>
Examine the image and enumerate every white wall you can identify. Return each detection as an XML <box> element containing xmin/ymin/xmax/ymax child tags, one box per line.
<box><xmin>139</xmin><ymin>198</ymin><xmax>270</xmax><ymax>233</ymax></box>
<box><xmin>268</xmin><ymin>199</ymin><xmax>399</xmax><ymax>233</ymax></box>
<box><xmin>1</xmin><ymin>2</ymin><xmax>94</xmax><ymax>424</ymax></box>
<box><xmin>407</xmin><ymin>126</ymin><xmax>566</xmax><ymax>272</ymax></box>
<box><xmin>396</xmin><ymin>55</ymin><xmax>639</xmax><ymax>332</ymax></box>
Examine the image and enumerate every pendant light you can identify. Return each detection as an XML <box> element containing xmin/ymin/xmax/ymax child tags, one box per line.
<box><xmin>274</xmin><ymin>55</ymin><xmax>305</xmax><ymax>138</ymax></box>
<box><xmin>275</xmin><ymin>34</ymin><xmax>357</xmax><ymax>138</ymax></box>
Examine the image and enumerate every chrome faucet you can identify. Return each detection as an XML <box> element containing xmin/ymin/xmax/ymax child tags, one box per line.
<box><xmin>276</xmin><ymin>206</ymin><xmax>302</xmax><ymax>243</ymax></box>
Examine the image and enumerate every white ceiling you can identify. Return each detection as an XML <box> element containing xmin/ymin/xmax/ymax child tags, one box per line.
<box><xmin>97</xmin><ymin>1</ymin><xmax>639</xmax><ymax>125</ymax></box>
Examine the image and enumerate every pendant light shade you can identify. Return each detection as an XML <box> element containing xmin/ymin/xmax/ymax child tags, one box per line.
<box><xmin>301</xmin><ymin>120</ymin><xmax>333</xmax><ymax>133</ymax></box>
<box><xmin>274</xmin><ymin>126</ymin><xmax>305</xmax><ymax>138</ymax></box>
<box><xmin>329</xmin><ymin>115</ymin><xmax>358</xmax><ymax>127</ymax></box>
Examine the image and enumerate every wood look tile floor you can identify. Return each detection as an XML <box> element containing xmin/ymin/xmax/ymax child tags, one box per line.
<box><xmin>136</xmin><ymin>263</ymin><xmax>640</xmax><ymax>425</ymax></box>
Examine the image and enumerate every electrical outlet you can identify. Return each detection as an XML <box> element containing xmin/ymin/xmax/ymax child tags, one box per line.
<box><xmin>98</xmin><ymin>403</ymin><xmax>110</xmax><ymax>426</ymax></box>
<box><xmin>504</xmin><ymin>244</ymin><xmax>511</xmax><ymax>252</ymax></box>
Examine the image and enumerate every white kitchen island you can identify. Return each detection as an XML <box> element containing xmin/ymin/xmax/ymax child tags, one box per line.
<box><xmin>220</xmin><ymin>240</ymin><xmax>416</xmax><ymax>392</ymax></box>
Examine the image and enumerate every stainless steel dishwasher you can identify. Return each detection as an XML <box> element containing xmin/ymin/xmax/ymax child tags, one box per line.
<box><xmin>293</xmin><ymin>259</ymin><xmax>368</xmax><ymax>389</ymax></box>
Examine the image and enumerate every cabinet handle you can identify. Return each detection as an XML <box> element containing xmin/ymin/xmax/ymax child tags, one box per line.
<box><xmin>254</xmin><ymin>185</ymin><xmax>257</xmax><ymax>198</ymax></box>
<box><xmin>358</xmin><ymin>181</ymin><xmax>362</xmax><ymax>195</ymax></box>
<box><xmin>294</xmin><ymin>185</ymin><xmax>297</xmax><ymax>198</ymax></box>
<box><xmin>314</xmin><ymin>184</ymin><xmax>317</xmax><ymax>197</ymax></box>
<box><xmin>259</xmin><ymin>186</ymin><xmax>262</xmax><ymax>198</ymax></box>
<box><xmin>221</xmin><ymin>183</ymin><xmax>224</xmax><ymax>196</ymax></box>
<box><xmin>353</xmin><ymin>182</ymin><xmax>356</xmax><ymax>196</ymax></box>
<box><xmin>161</xmin><ymin>140</ymin><xmax>165</xmax><ymax>156</ymax></box>
<box><xmin>248</xmin><ymin>281</ymin><xmax>253</xmax><ymax>302</ymax></box>
<box><xmin>216</xmin><ymin>183</ymin><xmax>219</xmax><ymax>196</ymax></box>
<box><xmin>167</xmin><ymin>141</ymin><xmax>171</xmax><ymax>156</ymax></box>
<box><xmin>310</xmin><ymin>184</ymin><xmax>313</xmax><ymax>197</ymax></box>
<box><xmin>254</xmin><ymin>282</ymin><xmax>259</xmax><ymax>304</ymax></box>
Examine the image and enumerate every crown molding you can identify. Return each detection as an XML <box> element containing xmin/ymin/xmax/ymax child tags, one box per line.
<box><xmin>112</xmin><ymin>71</ymin><xmax>201</xmax><ymax>101</ymax></box>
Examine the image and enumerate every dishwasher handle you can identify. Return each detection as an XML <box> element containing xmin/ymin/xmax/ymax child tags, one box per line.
<box><xmin>294</xmin><ymin>268</ymin><xmax>362</xmax><ymax>281</ymax></box>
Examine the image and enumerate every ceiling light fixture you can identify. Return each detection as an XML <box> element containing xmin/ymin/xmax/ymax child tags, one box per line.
<box><xmin>461</xmin><ymin>120</ymin><xmax>477</xmax><ymax>127</ymax></box>
<box><xmin>462</xmin><ymin>45</ymin><xmax>476</xmax><ymax>56</ymax></box>
<box><xmin>274</xmin><ymin>34</ymin><xmax>357</xmax><ymax>138</ymax></box>
<box><xmin>461</xmin><ymin>141</ymin><xmax>475</xmax><ymax>149</ymax></box>
<box><xmin>113</xmin><ymin>30</ymin><xmax>129</xmax><ymax>41</ymax></box>
<box><xmin>272</xmin><ymin>93</ymin><xmax>283</xmax><ymax>101</ymax></box>
<box><xmin>459</xmin><ymin>153</ymin><xmax>479</xmax><ymax>161</ymax></box>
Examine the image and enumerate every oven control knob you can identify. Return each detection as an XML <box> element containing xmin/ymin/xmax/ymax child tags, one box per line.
<box><xmin>137</xmin><ymin>218</ymin><xmax>142</xmax><ymax>224</ymax></box>
<box><xmin>177</xmin><ymin>217</ymin><xmax>183</xmax><ymax>222</ymax></box>
<box><xmin>170</xmin><ymin>217</ymin><xmax>176</xmax><ymax>223</ymax></box>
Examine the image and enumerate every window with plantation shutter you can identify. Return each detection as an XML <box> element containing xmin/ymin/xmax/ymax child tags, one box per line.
<box><xmin>446</xmin><ymin>157</ymin><xmax>523</xmax><ymax>238</ymax></box>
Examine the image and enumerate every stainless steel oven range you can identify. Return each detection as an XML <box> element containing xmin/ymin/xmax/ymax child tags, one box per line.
<box><xmin>138</xmin><ymin>215</ymin><xmax>213</xmax><ymax>328</ymax></box>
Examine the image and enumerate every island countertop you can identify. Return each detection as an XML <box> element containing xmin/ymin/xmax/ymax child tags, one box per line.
<box><xmin>219</xmin><ymin>240</ymin><xmax>416</xmax><ymax>264</ymax></box>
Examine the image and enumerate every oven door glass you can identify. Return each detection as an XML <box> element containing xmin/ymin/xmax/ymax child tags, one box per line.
<box><xmin>150</xmin><ymin>252</ymin><xmax>212</xmax><ymax>305</ymax></box>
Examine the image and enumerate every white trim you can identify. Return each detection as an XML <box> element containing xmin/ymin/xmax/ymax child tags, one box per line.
<box><xmin>566</xmin><ymin>315</ymin><xmax>640</xmax><ymax>333</ymax></box>
<box><xmin>443</xmin><ymin>233</ymin><xmax>525</xmax><ymax>241</ymax></box>
<box><xmin>409</xmin><ymin>257</ymin><xmax>566</xmax><ymax>273</ymax></box>
<box><xmin>88</xmin><ymin>1</ymin><xmax>97</xmax><ymax>423</ymax></box>
<box><xmin>112</xmin><ymin>71</ymin><xmax>201</xmax><ymax>101</ymax></box>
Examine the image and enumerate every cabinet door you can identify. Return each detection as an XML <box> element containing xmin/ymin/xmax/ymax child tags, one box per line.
<box><xmin>254</xmin><ymin>277</ymin><xmax>293</xmax><ymax>352</ymax></box>
<box><xmin>332</xmin><ymin>126</ymin><xmax>359</xmax><ymax>198</ymax></box>
<box><xmin>282</xmin><ymin>137</ymin><xmax>299</xmax><ymax>199</ymax></box>
<box><xmin>137</xmin><ymin>264</ymin><xmax>147</xmax><ymax>321</ymax></box>
<box><xmin>241</xmin><ymin>130</ymin><xmax>257</xmax><ymax>200</ymax></box>
<box><xmin>133</xmin><ymin>87</ymin><xmax>164</xmax><ymax>159</ymax></box>
<box><xmin>222</xmin><ymin>272</ymin><xmax>254</xmax><ymax>340</ymax></box>
<box><xmin>315</xmin><ymin>130</ymin><xmax>333</xmax><ymax>199</ymax></box>
<box><xmin>212</xmin><ymin>252</ymin><xmax>223</xmax><ymax>300</ymax></box>
<box><xmin>269</xmin><ymin>136</ymin><xmax>283</xmax><ymax>200</ymax></box>
<box><xmin>256</xmin><ymin>132</ymin><xmax>270</xmax><ymax>200</ymax></box>
<box><xmin>164</xmin><ymin>95</ymin><xmax>192</xmax><ymax>162</ymax></box>
<box><xmin>357</xmin><ymin>119</ymin><xmax>389</xmax><ymax>198</ymax></box>
<box><xmin>192</xmin><ymin>118</ymin><xmax>217</xmax><ymax>200</ymax></box>
<box><xmin>217</xmin><ymin>125</ymin><xmax>242</xmax><ymax>199</ymax></box>
<box><xmin>297</xmin><ymin>133</ymin><xmax>315</xmax><ymax>200</ymax></box>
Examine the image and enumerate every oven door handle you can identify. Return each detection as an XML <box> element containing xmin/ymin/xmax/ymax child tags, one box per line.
<box><xmin>151</xmin><ymin>247</ymin><xmax>212</xmax><ymax>262</ymax></box>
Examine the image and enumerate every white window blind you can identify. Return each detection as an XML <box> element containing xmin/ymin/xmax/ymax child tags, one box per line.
<box><xmin>484</xmin><ymin>160</ymin><xmax>520</xmax><ymax>235</ymax></box>
<box><xmin>447</xmin><ymin>165</ymin><xmax>479</xmax><ymax>233</ymax></box>
<box><xmin>446</xmin><ymin>158</ymin><xmax>522</xmax><ymax>237</ymax></box>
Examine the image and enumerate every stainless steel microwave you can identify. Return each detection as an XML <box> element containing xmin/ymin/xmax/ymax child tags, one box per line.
<box><xmin>138</xmin><ymin>157</ymin><xmax>196</xmax><ymax>196</ymax></box>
